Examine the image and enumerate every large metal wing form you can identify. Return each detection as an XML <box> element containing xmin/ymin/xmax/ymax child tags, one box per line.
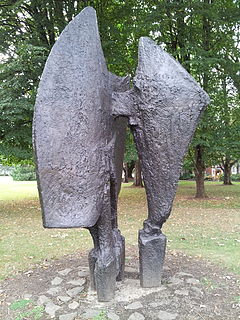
<box><xmin>33</xmin><ymin>7</ymin><xmax>128</xmax><ymax>228</ymax></box>
<box><xmin>113</xmin><ymin>37</ymin><xmax>210</xmax><ymax>227</ymax></box>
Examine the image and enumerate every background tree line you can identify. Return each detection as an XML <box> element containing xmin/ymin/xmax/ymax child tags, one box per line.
<box><xmin>0</xmin><ymin>0</ymin><xmax>239</xmax><ymax>197</ymax></box>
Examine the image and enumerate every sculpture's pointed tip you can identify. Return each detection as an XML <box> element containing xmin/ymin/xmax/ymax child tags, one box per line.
<box><xmin>59</xmin><ymin>6</ymin><xmax>97</xmax><ymax>35</ymax></box>
<box><xmin>136</xmin><ymin>36</ymin><xmax>210</xmax><ymax>106</ymax></box>
<box><xmin>74</xmin><ymin>6</ymin><xmax>97</xmax><ymax>24</ymax></box>
<box><xmin>139</xmin><ymin>37</ymin><xmax>163</xmax><ymax>52</ymax></box>
<box><xmin>76</xmin><ymin>6</ymin><xmax>97</xmax><ymax>19</ymax></box>
<box><xmin>81</xmin><ymin>6</ymin><xmax>96</xmax><ymax>14</ymax></box>
<box><xmin>139</xmin><ymin>36</ymin><xmax>155</xmax><ymax>45</ymax></box>
<box><xmin>136</xmin><ymin>37</ymin><xmax>164</xmax><ymax>85</ymax></box>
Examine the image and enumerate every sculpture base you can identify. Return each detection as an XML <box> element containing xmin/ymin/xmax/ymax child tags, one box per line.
<box><xmin>113</xmin><ymin>229</ymin><xmax>125</xmax><ymax>281</ymax></box>
<box><xmin>88</xmin><ymin>249</ymin><xmax>97</xmax><ymax>290</ymax></box>
<box><xmin>139</xmin><ymin>230</ymin><xmax>166</xmax><ymax>287</ymax></box>
<box><xmin>88</xmin><ymin>229</ymin><xmax>125</xmax><ymax>301</ymax></box>
<box><xmin>95</xmin><ymin>257</ymin><xmax>116</xmax><ymax>302</ymax></box>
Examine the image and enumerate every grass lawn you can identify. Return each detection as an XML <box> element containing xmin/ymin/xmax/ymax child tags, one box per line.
<box><xmin>0</xmin><ymin>176</ymin><xmax>239</xmax><ymax>280</ymax></box>
<box><xmin>0</xmin><ymin>176</ymin><xmax>37</xmax><ymax>201</ymax></box>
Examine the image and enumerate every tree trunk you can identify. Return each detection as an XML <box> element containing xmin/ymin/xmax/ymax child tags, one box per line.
<box><xmin>193</xmin><ymin>0</ymin><xmax>210</xmax><ymax>200</ymax></box>
<box><xmin>133</xmin><ymin>159</ymin><xmax>143</xmax><ymax>187</ymax></box>
<box><xmin>223</xmin><ymin>161</ymin><xmax>233</xmax><ymax>185</ymax></box>
<box><xmin>123</xmin><ymin>162</ymin><xmax>128</xmax><ymax>183</ymax></box>
<box><xmin>194</xmin><ymin>145</ymin><xmax>208</xmax><ymax>198</ymax></box>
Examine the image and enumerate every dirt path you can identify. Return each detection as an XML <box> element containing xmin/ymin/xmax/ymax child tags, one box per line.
<box><xmin>0</xmin><ymin>249</ymin><xmax>239</xmax><ymax>320</ymax></box>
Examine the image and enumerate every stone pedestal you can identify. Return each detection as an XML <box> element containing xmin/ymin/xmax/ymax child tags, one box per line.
<box><xmin>114</xmin><ymin>231</ymin><xmax>125</xmax><ymax>281</ymax></box>
<box><xmin>88</xmin><ymin>249</ymin><xmax>97</xmax><ymax>291</ymax></box>
<box><xmin>139</xmin><ymin>230</ymin><xmax>166</xmax><ymax>287</ymax></box>
<box><xmin>88</xmin><ymin>229</ymin><xmax>125</xmax><ymax>301</ymax></box>
<box><xmin>94</xmin><ymin>257</ymin><xmax>116</xmax><ymax>302</ymax></box>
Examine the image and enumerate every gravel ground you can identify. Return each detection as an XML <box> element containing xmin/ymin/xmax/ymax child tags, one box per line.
<box><xmin>0</xmin><ymin>249</ymin><xmax>239</xmax><ymax>320</ymax></box>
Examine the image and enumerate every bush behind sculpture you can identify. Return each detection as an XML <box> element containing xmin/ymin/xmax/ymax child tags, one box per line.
<box><xmin>11</xmin><ymin>165</ymin><xmax>36</xmax><ymax>181</ymax></box>
<box><xmin>219</xmin><ymin>174</ymin><xmax>240</xmax><ymax>182</ymax></box>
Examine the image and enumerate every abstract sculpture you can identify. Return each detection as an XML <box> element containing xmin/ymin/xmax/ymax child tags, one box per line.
<box><xmin>33</xmin><ymin>7</ymin><xmax>209</xmax><ymax>301</ymax></box>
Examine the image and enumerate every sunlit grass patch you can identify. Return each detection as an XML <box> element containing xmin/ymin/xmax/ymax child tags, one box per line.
<box><xmin>0</xmin><ymin>198</ymin><xmax>92</xmax><ymax>280</ymax></box>
<box><xmin>175</xmin><ymin>180</ymin><xmax>240</xmax><ymax>209</ymax></box>
<box><xmin>0</xmin><ymin>176</ymin><xmax>38</xmax><ymax>201</ymax></box>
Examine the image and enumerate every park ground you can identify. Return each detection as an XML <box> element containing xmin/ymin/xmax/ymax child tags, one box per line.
<box><xmin>0</xmin><ymin>176</ymin><xmax>239</xmax><ymax>319</ymax></box>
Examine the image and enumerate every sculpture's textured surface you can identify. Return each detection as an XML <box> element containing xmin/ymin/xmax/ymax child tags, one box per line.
<box><xmin>33</xmin><ymin>7</ymin><xmax>128</xmax><ymax>301</ymax></box>
<box><xmin>138</xmin><ymin>231</ymin><xmax>166</xmax><ymax>287</ymax></box>
<box><xmin>33</xmin><ymin>7</ymin><xmax>209</xmax><ymax>301</ymax></box>
<box><xmin>113</xmin><ymin>37</ymin><xmax>210</xmax><ymax>287</ymax></box>
<box><xmin>33</xmin><ymin>7</ymin><xmax>128</xmax><ymax>229</ymax></box>
<box><xmin>134</xmin><ymin>38</ymin><xmax>209</xmax><ymax>224</ymax></box>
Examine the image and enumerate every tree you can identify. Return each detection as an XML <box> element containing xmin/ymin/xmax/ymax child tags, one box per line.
<box><xmin>124</xmin><ymin>129</ymin><xmax>143</xmax><ymax>186</ymax></box>
<box><xmin>0</xmin><ymin>0</ymin><xmax>239</xmax><ymax>198</ymax></box>
<box><xmin>123</xmin><ymin>129</ymin><xmax>137</xmax><ymax>183</ymax></box>
<box><xmin>147</xmin><ymin>0</ymin><xmax>240</xmax><ymax>197</ymax></box>
<box><xmin>0</xmin><ymin>43</ymin><xmax>48</xmax><ymax>162</ymax></box>
<box><xmin>210</xmin><ymin>75</ymin><xmax>240</xmax><ymax>185</ymax></box>
<box><xmin>0</xmin><ymin>0</ymin><xmax>139</xmax><ymax>162</ymax></box>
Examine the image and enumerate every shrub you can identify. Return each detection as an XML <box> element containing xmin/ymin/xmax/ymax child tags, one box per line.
<box><xmin>10</xmin><ymin>165</ymin><xmax>36</xmax><ymax>181</ymax></box>
<box><xmin>0</xmin><ymin>165</ymin><xmax>12</xmax><ymax>176</ymax></box>
<box><xmin>231</xmin><ymin>174</ymin><xmax>240</xmax><ymax>181</ymax></box>
<box><xmin>179</xmin><ymin>173</ymin><xmax>195</xmax><ymax>180</ymax></box>
<box><xmin>220</xmin><ymin>174</ymin><xmax>240</xmax><ymax>182</ymax></box>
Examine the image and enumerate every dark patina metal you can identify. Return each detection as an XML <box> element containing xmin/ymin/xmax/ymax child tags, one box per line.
<box><xmin>33</xmin><ymin>7</ymin><xmax>209</xmax><ymax>301</ymax></box>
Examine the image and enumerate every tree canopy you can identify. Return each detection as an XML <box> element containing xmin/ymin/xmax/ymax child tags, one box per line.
<box><xmin>0</xmin><ymin>0</ymin><xmax>239</xmax><ymax>191</ymax></box>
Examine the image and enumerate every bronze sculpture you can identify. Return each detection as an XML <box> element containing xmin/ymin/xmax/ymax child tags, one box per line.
<box><xmin>33</xmin><ymin>7</ymin><xmax>209</xmax><ymax>301</ymax></box>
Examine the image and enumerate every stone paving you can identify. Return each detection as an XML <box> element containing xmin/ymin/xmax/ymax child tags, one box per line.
<box><xmin>34</xmin><ymin>265</ymin><xmax>202</xmax><ymax>319</ymax></box>
<box><xmin>0</xmin><ymin>252</ymin><xmax>239</xmax><ymax>319</ymax></box>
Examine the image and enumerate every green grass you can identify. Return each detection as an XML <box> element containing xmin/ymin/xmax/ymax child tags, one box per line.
<box><xmin>10</xmin><ymin>299</ymin><xmax>33</xmax><ymax>310</ymax></box>
<box><xmin>0</xmin><ymin>177</ymin><xmax>239</xmax><ymax>280</ymax></box>
<box><xmin>118</xmin><ymin>182</ymin><xmax>240</xmax><ymax>275</ymax></box>
<box><xmin>93</xmin><ymin>311</ymin><xmax>109</xmax><ymax>320</ymax></box>
<box><xmin>175</xmin><ymin>180</ymin><xmax>240</xmax><ymax>209</ymax></box>
<box><xmin>9</xmin><ymin>299</ymin><xmax>44</xmax><ymax>320</ymax></box>
<box><xmin>0</xmin><ymin>178</ymin><xmax>92</xmax><ymax>279</ymax></box>
<box><xmin>0</xmin><ymin>176</ymin><xmax>38</xmax><ymax>201</ymax></box>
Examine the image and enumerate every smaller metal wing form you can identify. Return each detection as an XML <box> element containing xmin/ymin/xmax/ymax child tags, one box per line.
<box><xmin>113</xmin><ymin>37</ymin><xmax>210</xmax><ymax>226</ymax></box>
<box><xmin>33</xmin><ymin>7</ymin><xmax>128</xmax><ymax>228</ymax></box>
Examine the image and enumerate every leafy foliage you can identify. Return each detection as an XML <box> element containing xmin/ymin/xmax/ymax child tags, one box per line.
<box><xmin>0</xmin><ymin>0</ymin><xmax>239</xmax><ymax>182</ymax></box>
<box><xmin>220</xmin><ymin>174</ymin><xmax>240</xmax><ymax>182</ymax></box>
<box><xmin>0</xmin><ymin>43</ymin><xmax>48</xmax><ymax>161</ymax></box>
<box><xmin>124</xmin><ymin>129</ymin><xmax>138</xmax><ymax>163</ymax></box>
<box><xmin>10</xmin><ymin>165</ymin><xmax>36</xmax><ymax>181</ymax></box>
